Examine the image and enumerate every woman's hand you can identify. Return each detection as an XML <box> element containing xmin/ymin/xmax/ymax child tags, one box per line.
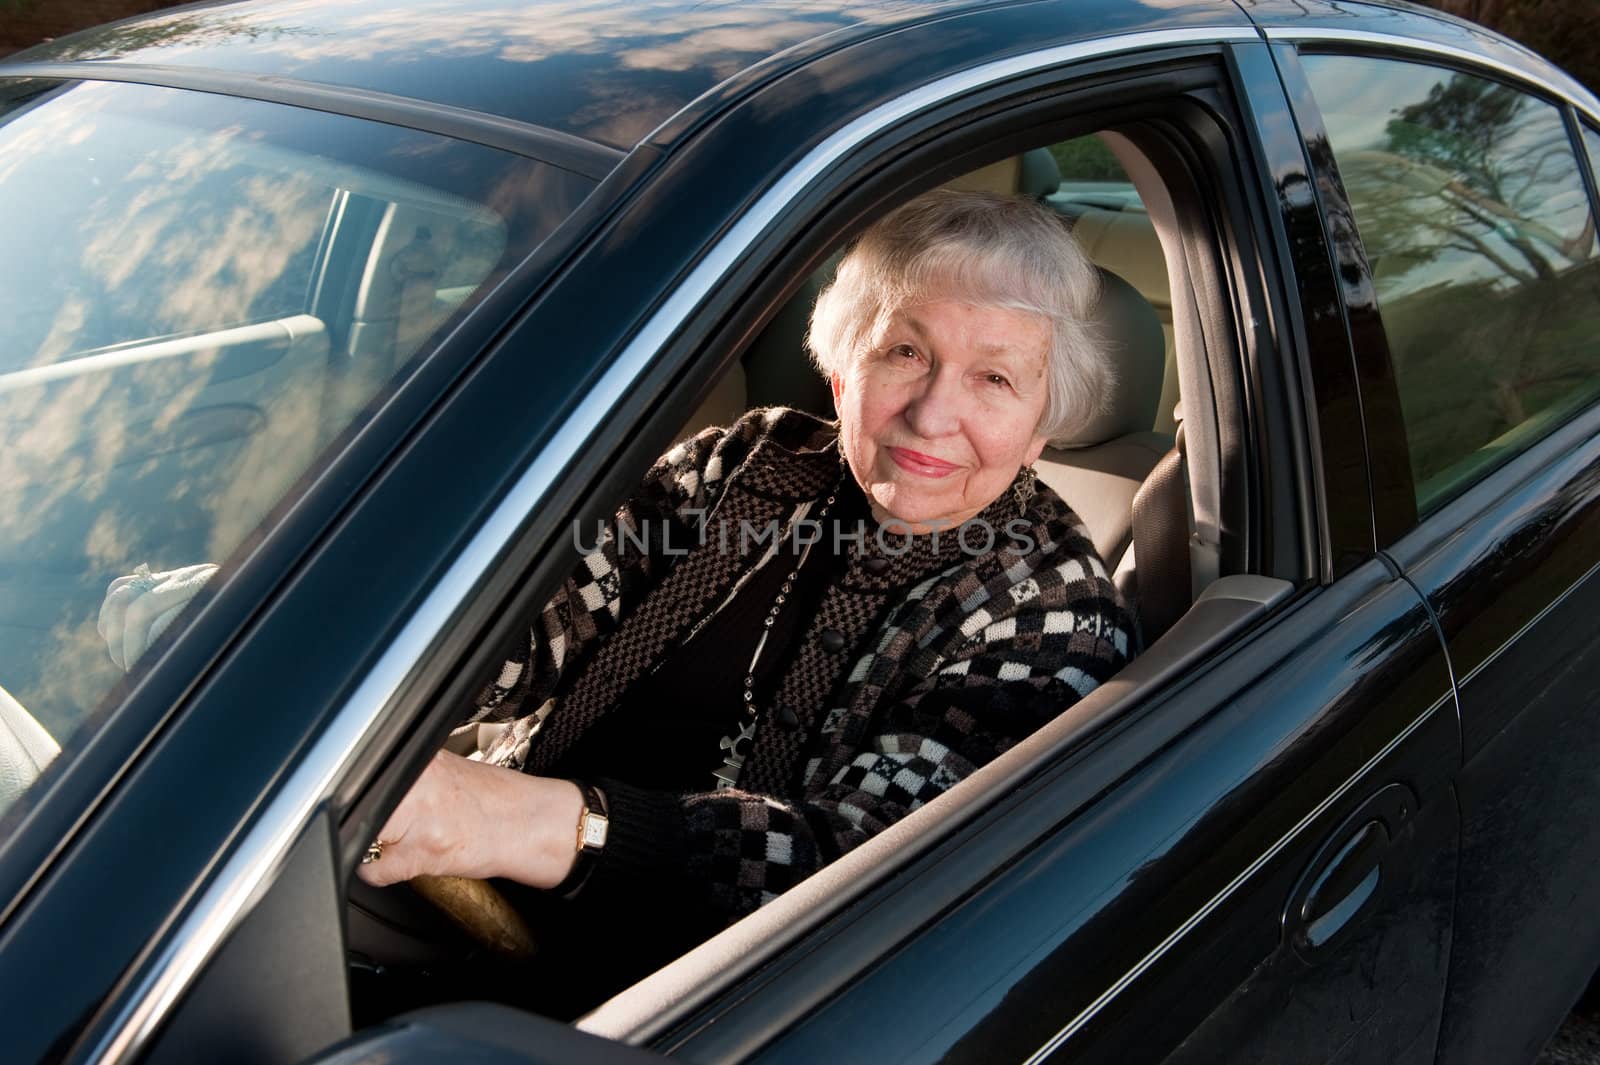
<box><xmin>98</xmin><ymin>563</ymin><xmax>219</xmax><ymax>671</ymax></box>
<box><xmin>355</xmin><ymin>750</ymin><xmax>584</xmax><ymax>890</ymax></box>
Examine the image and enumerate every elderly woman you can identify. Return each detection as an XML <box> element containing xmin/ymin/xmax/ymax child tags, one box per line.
<box><xmin>106</xmin><ymin>188</ymin><xmax>1132</xmax><ymax>995</ymax></box>
<box><xmin>353</xmin><ymin>185</ymin><xmax>1131</xmax><ymax>949</ymax></box>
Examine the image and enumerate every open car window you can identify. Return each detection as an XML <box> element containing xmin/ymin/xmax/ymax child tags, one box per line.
<box><xmin>0</xmin><ymin>76</ymin><xmax>593</xmax><ymax>821</ymax></box>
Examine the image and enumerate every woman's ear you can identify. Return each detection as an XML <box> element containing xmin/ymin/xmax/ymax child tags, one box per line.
<box><xmin>830</xmin><ymin>371</ymin><xmax>844</xmax><ymax>404</ymax></box>
<box><xmin>1023</xmin><ymin>434</ymin><xmax>1049</xmax><ymax>468</ymax></box>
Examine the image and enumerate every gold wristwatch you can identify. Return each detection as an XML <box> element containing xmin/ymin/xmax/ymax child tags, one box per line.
<box><xmin>560</xmin><ymin>782</ymin><xmax>608</xmax><ymax>898</ymax></box>
<box><xmin>577</xmin><ymin>783</ymin><xmax>609</xmax><ymax>853</ymax></box>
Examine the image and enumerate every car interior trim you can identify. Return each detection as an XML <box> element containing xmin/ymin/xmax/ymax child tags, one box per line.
<box><xmin>1259</xmin><ymin>27</ymin><xmax>1600</xmax><ymax>124</ymax></box>
<box><xmin>71</xmin><ymin>25</ymin><xmax>1279</xmax><ymax>1065</ymax></box>
<box><xmin>0</xmin><ymin>61</ymin><xmax>625</xmax><ymax>180</ymax></box>
<box><xmin>1022</xmin><ymin>686</ymin><xmax>1454</xmax><ymax>1065</ymax></box>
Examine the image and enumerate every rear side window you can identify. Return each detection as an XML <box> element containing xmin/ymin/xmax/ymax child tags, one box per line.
<box><xmin>1302</xmin><ymin>54</ymin><xmax>1600</xmax><ymax>514</ymax></box>
<box><xmin>1047</xmin><ymin>134</ymin><xmax>1140</xmax><ymax>211</ymax></box>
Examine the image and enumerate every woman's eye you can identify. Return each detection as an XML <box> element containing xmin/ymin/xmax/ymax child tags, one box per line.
<box><xmin>983</xmin><ymin>373</ymin><xmax>1011</xmax><ymax>388</ymax></box>
<box><xmin>889</xmin><ymin>343</ymin><xmax>919</xmax><ymax>360</ymax></box>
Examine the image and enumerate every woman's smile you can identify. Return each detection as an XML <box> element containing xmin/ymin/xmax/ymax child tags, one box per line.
<box><xmin>887</xmin><ymin>446</ymin><xmax>959</xmax><ymax>476</ymax></box>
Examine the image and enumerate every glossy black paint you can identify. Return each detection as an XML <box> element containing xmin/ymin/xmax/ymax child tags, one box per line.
<box><xmin>1265</xmin><ymin>43</ymin><xmax>1417</xmax><ymax>551</ymax></box>
<box><xmin>1256</xmin><ymin>6</ymin><xmax>1600</xmax><ymax>1060</ymax></box>
<box><xmin>1228</xmin><ymin>40</ymin><xmax>1371</xmax><ymax>576</ymax></box>
<box><xmin>0</xmin><ymin>60</ymin><xmax>626</xmax><ymax>176</ymax></box>
<box><xmin>1386</xmin><ymin>402</ymin><xmax>1600</xmax><ymax>1064</ymax></box>
<box><xmin>2</xmin><ymin>1</ymin><xmax>1598</xmax><ymax>1063</ymax></box>
<box><xmin>744</xmin><ymin>561</ymin><xmax>1454</xmax><ymax>1065</ymax></box>
<box><xmin>6</xmin><ymin>0</ymin><xmax>966</xmax><ymax>151</ymax></box>
<box><xmin>306</xmin><ymin>1003</ymin><xmax>668</xmax><ymax>1065</ymax></box>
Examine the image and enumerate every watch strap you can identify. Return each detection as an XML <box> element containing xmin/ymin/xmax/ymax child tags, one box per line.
<box><xmin>556</xmin><ymin>781</ymin><xmax>608</xmax><ymax>899</ymax></box>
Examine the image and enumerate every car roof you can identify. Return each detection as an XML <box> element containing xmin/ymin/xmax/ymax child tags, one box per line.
<box><xmin>4</xmin><ymin>0</ymin><xmax>1592</xmax><ymax>164</ymax></box>
<box><xmin>0</xmin><ymin>0</ymin><xmax>1045</xmax><ymax>152</ymax></box>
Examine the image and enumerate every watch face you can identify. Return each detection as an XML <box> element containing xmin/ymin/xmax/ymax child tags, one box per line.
<box><xmin>580</xmin><ymin>813</ymin><xmax>609</xmax><ymax>850</ymax></box>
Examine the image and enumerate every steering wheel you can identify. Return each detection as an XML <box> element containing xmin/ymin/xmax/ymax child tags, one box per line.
<box><xmin>406</xmin><ymin>874</ymin><xmax>537</xmax><ymax>960</ymax></box>
<box><xmin>0</xmin><ymin>680</ymin><xmax>59</xmax><ymax>810</ymax></box>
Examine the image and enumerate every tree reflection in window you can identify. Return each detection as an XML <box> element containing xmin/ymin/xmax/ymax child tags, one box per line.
<box><xmin>1306</xmin><ymin>54</ymin><xmax>1600</xmax><ymax>510</ymax></box>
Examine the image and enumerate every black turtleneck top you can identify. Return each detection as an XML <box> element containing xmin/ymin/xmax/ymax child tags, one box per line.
<box><xmin>555</xmin><ymin>475</ymin><xmax>873</xmax><ymax>790</ymax></box>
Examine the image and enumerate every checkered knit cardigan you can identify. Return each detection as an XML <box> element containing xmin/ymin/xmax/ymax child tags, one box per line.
<box><xmin>471</xmin><ymin>407</ymin><xmax>1132</xmax><ymax>926</ymax></box>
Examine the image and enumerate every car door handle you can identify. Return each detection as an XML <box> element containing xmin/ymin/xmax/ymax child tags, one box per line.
<box><xmin>1285</xmin><ymin>783</ymin><xmax>1414</xmax><ymax>958</ymax></box>
<box><xmin>1297</xmin><ymin>821</ymin><xmax>1386</xmax><ymax>948</ymax></box>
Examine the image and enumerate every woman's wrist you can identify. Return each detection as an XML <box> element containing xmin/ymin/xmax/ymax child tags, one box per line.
<box><xmin>486</xmin><ymin>770</ymin><xmax>584</xmax><ymax>889</ymax></box>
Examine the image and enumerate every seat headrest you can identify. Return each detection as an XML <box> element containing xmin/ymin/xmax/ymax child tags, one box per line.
<box><xmin>1049</xmin><ymin>266</ymin><xmax>1166</xmax><ymax>450</ymax></box>
<box><xmin>1020</xmin><ymin>148</ymin><xmax>1061</xmax><ymax>200</ymax></box>
<box><xmin>743</xmin><ymin>258</ymin><xmax>838</xmax><ymax>418</ymax></box>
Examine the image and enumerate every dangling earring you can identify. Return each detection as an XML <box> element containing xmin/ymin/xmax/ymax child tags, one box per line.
<box><xmin>1012</xmin><ymin>465</ymin><xmax>1038</xmax><ymax>516</ymax></box>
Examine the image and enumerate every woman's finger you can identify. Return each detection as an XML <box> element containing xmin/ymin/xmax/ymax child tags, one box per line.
<box><xmin>120</xmin><ymin>590</ymin><xmax>158</xmax><ymax>672</ymax></box>
<box><xmin>97</xmin><ymin>575</ymin><xmax>148</xmax><ymax>671</ymax></box>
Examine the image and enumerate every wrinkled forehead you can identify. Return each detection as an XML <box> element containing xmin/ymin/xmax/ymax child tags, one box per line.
<box><xmin>863</xmin><ymin>292</ymin><xmax>1053</xmax><ymax>361</ymax></box>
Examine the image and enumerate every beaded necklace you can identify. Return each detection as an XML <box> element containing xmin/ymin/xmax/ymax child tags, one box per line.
<box><xmin>712</xmin><ymin>480</ymin><xmax>841</xmax><ymax>789</ymax></box>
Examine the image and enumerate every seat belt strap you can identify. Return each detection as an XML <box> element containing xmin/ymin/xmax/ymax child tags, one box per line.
<box><xmin>1130</xmin><ymin>426</ymin><xmax>1191</xmax><ymax>646</ymax></box>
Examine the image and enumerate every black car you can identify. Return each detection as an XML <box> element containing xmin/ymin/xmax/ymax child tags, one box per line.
<box><xmin>2</xmin><ymin>0</ymin><xmax>1600</xmax><ymax>1062</ymax></box>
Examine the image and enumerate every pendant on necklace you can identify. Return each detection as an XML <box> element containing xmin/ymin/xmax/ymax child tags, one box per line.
<box><xmin>713</xmin><ymin>717</ymin><xmax>759</xmax><ymax>789</ymax></box>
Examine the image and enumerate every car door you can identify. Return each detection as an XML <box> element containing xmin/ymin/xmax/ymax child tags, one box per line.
<box><xmin>574</xmin><ymin>35</ymin><xmax>1463</xmax><ymax>1065</ymax></box>
<box><xmin>1273</xmin><ymin>33</ymin><xmax>1600</xmax><ymax>1065</ymax></box>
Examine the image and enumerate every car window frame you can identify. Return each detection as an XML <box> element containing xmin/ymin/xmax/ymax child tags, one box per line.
<box><xmin>593</xmin><ymin>46</ymin><xmax>1421</xmax><ymax>1059</ymax></box>
<box><xmin>334</xmin><ymin>35</ymin><xmax>1299</xmax><ymax>834</ymax></box>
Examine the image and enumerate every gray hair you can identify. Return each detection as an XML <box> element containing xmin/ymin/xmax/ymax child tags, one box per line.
<box><xmin>806</xmin><ymin>188</ymin><xmax>1107</xmax><ymax>444</ymax></box>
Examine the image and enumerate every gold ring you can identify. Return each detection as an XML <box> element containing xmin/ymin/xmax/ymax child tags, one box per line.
<box><xmin>361</xmin><ymin>839</ymin><xmax>392</xmax><ymax>864</ymax></box>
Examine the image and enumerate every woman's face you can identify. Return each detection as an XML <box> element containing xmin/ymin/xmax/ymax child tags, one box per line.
<box><xmin>832</xmin><ymin>299</ymin><xmax>1053</xmax><ymax>532</ymax></box>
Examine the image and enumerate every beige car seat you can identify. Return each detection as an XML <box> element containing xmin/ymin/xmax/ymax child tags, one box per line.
<box><xmin>1034</xmin><ymin>268</ymin><xmax>1171</xmax><ymax>586</ymax></box>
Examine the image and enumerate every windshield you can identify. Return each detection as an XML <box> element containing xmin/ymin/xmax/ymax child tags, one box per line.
<box><xmin>0</xmin><ymin>77</ymin><xmax>593</xmax><ymax>819</ymax></box>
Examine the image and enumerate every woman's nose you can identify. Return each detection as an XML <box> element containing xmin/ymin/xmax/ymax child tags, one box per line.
<box><xmin>902</xmin><ymin>367</ymin><xmax>965</xmax><ymax>439</ymax></box>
